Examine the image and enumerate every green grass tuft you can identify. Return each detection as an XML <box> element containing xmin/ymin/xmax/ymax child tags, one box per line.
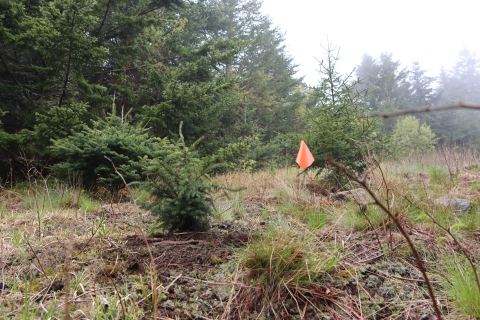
<box><xmin>340</xmin><ymin>202</ymin><xmax>386</xmax><ymax>230</ymax></box>
<box><xmin>423</xmin><ymin>165</ymin><xmax>449</xmax><ymax>184</ymax></box>
<box><xmin>442</xmin><ymin>257</ymin><xmax>480</xmax><ymax>317</ymax></box>
<box><xmin>238</xmin><ymin>224</ymin><xmax>339</xmax><ymax>316</ymax></box>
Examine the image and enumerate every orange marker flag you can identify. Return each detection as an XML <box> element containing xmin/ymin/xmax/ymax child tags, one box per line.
<box><xmin>296</xmin><ymin>140</ymin><xmax>314</xmax><ymax>169</ymax></box>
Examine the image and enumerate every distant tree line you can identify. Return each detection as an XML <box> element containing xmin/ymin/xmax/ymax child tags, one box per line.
<box><xmin>354</xmin><ymin>49</ymin><xmax>480</xmax><ymax>147</ymax></box>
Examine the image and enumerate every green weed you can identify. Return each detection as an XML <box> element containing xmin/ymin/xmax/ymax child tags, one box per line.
<box><xmin>340</xmin><ymin>203</ymin><xmax>386</xmax><ymax>230</ymax></box>
<box><xmin>297</xmin><ymin>206</ymin><xmax>328</xmax><ymax>230</ymax></box>
<box><xmin>131</xmin><ymin>187</ymin><xmax>151</xmax><ymax>203</ymax></box>
<box><xmin>424</xmin><ymin>165</ymin><xmax>449</xmax><ymax>184</ymax></box>
<box><xmin>274</xmin><ymin>202</ymin><xmax>328</xmax><ymax>230</ymax></box>
<box><xmin>442</xmin><ymin>257</ymin><xmax>480</xmax><ymax>317</ymax></box>
<box><xmin>471</xmin><ymin>182</ymin><xmax>480</xmax><ymax>191</ymax></box>
<box><xmin>78</xmin><ymin>194</ymin><xmax>101</xmax><ymax>212</ymax></box>
<box><xmin>23</xmin><ymin>183</ymin><xmax>100</xmax><ymax>213</ymax></box>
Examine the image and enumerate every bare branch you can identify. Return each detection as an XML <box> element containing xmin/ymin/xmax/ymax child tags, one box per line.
<box><xmin>365</xmin><ymin>102</ymin><xmax>480</xmax><ymax>119</ymax></box>
<box><xmin>326</xmin><ymin>157</ymin><xmax>444</xmax><ymax>319</ymax></box>
<box><xmin>404</xmin><ymin>196</ymin><xmax>480</xmax><ymax>293</ymax></box>
<box><xmin>95</xmin><ymin>0</ymin><xmax>112</xmax><ymax>36</ymax></box>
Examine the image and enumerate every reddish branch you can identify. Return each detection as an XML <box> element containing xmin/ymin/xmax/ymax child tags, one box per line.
<box><xmin>326</xmin><ymin>157</ymin><xmax>444</xmax><ymax>319</ymax></box>
<box><xmin>366</xmin><ymin>102</ymin><xmax>480</xmax><ymax>119</ymax></box>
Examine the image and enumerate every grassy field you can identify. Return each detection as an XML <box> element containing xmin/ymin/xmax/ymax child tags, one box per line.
<box><xmin>1</xmin><ymin>148</ymin><xmax>480</xmax><ymax>319</ymax></box>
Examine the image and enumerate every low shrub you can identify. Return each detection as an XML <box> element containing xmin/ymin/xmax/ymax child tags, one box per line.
<box><xmin>137</xmin><ymin>128</ymin><xmax>228</xmax><ymax>234</ymax></box>
<box><xmin>50</xmin><ymin>108</ymin><xmax>173</xmax><ymax>192</ymax></box>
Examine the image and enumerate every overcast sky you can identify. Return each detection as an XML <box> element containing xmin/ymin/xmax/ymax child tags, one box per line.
<box><xmin>260</xmin><ymin>0</ymin><xmax>480</xmax><ymax>86</ymax></box>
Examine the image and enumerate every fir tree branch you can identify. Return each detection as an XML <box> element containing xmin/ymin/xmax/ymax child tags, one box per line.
<box><xmin>95</xmin><ymin>0</ymin><xmax>112</xmax><ymax>37</ymax></box>
<box><xmin>94</xmin><ymin>57</ymin><xmax>182</xmax><ymax>76</ymax></box>
<box><xmin>0</xmin><ymin>53</ymin><xmax>34</xmax><ymax>103</ymax></box>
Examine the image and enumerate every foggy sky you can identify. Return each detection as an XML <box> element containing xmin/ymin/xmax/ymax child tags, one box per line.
<box><xmin>260</xmin><ymin>0</ymin><xmax>480</xmax><ymax>86</ymax></box>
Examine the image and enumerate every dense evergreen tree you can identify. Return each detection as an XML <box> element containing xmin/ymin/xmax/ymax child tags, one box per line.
<box><xmin>354</xmin><ymin>49</ymin><xmax>480</xmax><ymax>148</ymax></box>
<box><xmin>0</xmin><ymin>0</ymin><xmax>186</xmax><ymax>180</ymax></box>
<box><xmin>302</xmin><ymin>44</ymin><xmax>381</xmax><ymax>188</ymax></box>
<box><xmin>354</xmin><ymin>53</ymin><xmax>412</xmax><ymax>133</ymax></box>
<box><xmin>355</xmin><ymin>53</ymin><xmax>411</xmax><ymax>112</ymax></box>
<box><xmin>407</xmin><ymin>61</ymin><xmax>438</xmax><ymax>108</ymax></box>
<box><xmin>183</xmin><ymin>0</ymin><xmax>303</xmax><ymax>143</ymax></box>
<box><xmin>436</xmin><ymin>48</ymin><xmax>480</xmax><ymax>104</ymax></box>
<box><xmin>138</xmin><ymin>0</ymin><xmax>304</xmax><ymax>163</ymax></box>
<box><xmin>0</xmin><ymin>0</ymin><xmax>304</xmax><ymax>182</ymax></box>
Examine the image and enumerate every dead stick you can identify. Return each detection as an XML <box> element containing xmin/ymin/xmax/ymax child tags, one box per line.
<box><xmin>365</xmin><ymin>102</ymin><xmax>480</xmax><ymax>119</ymax></box>
<box><xmin>326</xmin><ymin>157</ymin><xmax>443</xmax><ymax>319</ymax></box>
<box><xmin>24</xmin><ymin>236</ymin><xmax>49</xmax><ymax>279</ymax></box>
<box><xmin>104</xmin><ymin>156</ymin><xmax>135</xmax><ymax>203</ymax></box>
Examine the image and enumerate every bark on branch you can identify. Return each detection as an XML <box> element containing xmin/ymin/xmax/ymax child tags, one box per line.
<box><xmin>365</xmin><ymin>102</ymin><xmax>480</xmax><ymax>118</ymax></box>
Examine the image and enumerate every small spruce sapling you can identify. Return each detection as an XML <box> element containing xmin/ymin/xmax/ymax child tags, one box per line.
<box><xmin>302</xmin><ymin>42</ymin><xmax>382</xmax><ymax>188</ymax></box>
<box><xmin>50</xmin><ymin>106</ymin><xmax>172</xmax><ymax>192</ymax></box>
<box><xmin>138</xmin><ymin>124</ymin><xmax>227</xmax><ymax>234</ymax></box>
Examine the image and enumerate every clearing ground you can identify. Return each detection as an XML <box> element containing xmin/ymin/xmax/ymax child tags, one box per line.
<box><xmin>1</xmin><ymin>149</ymin><xmax>480</xmax><ymax>319</ymax></box>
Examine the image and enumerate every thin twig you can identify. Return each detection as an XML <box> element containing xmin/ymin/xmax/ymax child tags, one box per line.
<box><xmin>404</xmin><ymin>196</ymin><xmax>480</xmax><ymax>293</ymax></box>
<box><xmin>136</xmin><ymin>274</ymin><xmax>182</xmax><ymax>306</ymax></box>
<box><xmin>104</xmin><ymin>155</ymin><xmax>135</xmax><ymax>204</ymax></box>
<box><xmin>182</xmin><ymin>276</ymin><xmax>254</xmax><ymax>288</ymax></box>
<box><xmin>79</xmin><ymin>213</ymin><xmax>106</xmax><ymax>252</ymax></box>
<box><xmin>366</xmin><ymin>102</ymin><xmax>480</xmax><ymax>118</ymax></box>
<box><xmin>326</xmin><ymin>157</ymin><xmax>443</xmax><ymax>319</ymax></box>
<box><xmin>107</xmin><ymin>273</ymin><xmax>127</xmax><ymax>319</ymax></box>
<box><xmin>24</xmin><ymin>236</ymin><xmax>49</xmax><ymax>279</ymax></box>
<box><xmin>355</xmin><ymin>242</ymin><xmax>404</xmax><ymax>264</ymax></box>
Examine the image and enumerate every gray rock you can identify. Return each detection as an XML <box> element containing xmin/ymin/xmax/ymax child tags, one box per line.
<box><xmin>434</xmin><ymin>196</ymin><xmax>471</xmax><ymax>212</ymax></box>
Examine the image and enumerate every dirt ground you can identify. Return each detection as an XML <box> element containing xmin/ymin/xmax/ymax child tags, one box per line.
<box><xmin>83</xmin><ymin>219</ymin><xmax>441</xmax><ymax>319</ymax></box>
<box><xmin>3</xmin><ymin>162</ymin><xmax>480</xmax><ymax>319</ymax></box>
<box><xmin>86</xmin><ymin>222</ymin><xmax>252</xmax><ymax>319</ymax></box>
